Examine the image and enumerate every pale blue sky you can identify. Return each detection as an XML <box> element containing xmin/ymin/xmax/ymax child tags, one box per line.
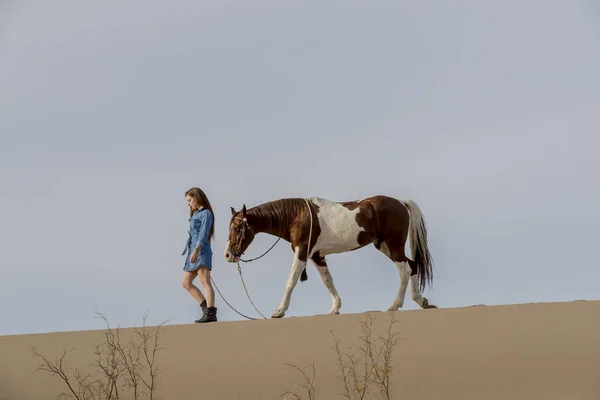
<box><xmin>1</xmin><ymin>1</ymin><xmax>599</xmax><ymax>335</ymax></box>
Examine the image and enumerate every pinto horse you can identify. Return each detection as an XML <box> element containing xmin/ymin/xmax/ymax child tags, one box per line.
<box><xmin>224</xmin><ymin>195</ymin><xmax>436</xmax><ymax>318</ymax></box>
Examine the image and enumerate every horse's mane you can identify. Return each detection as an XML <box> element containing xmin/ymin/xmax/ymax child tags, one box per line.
<box><xmin>248</xmin><ymin>198</ymin><xmax>306</xmax><ymax>238</ymax></box>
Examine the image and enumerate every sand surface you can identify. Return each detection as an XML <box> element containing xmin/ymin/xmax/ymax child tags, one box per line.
<box><xmin>1</xmin><ymin>300</ymin><xmax>599</xmax><ymax>400</ymax></box>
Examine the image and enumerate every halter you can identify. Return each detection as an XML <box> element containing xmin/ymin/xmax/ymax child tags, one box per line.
<box><xmin>229</xmin><ymin>216</ymin><xmax>254</xmax><ymax>259</ymax></box>
<box><xmin>228</xmin><ymin>216</ymin><xmax>282</xmax><ymax>263</ymax></box>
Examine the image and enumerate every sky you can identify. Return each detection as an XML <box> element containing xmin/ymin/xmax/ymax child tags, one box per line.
<box><xmin>1</xmin><ymin>1</ymin><xmax>599</xmax><ymax>336</ymax></box>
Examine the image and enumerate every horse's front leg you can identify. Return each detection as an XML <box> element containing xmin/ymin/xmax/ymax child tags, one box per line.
<box><xmin>272</xmin><ymin>246</ymin><xmax>306</xmax><ymax>318</ymax></box>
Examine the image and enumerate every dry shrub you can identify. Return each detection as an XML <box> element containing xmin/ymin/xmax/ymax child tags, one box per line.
<box><xmin>282</xmin><ymin>312</ymin><xmax>402</xmax><ymax>400</ymax></box>
<box><xmin>280</xmin><ymin>363</ymin><xmax>317</xmax><ymax>400</ymax></box>
<box><xmin>31</xmin><ymin>310</ymin><xmax>170</xmax><ymax>400</ymax></box>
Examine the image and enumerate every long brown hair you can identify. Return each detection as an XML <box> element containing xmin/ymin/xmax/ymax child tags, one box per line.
<box><xmin>185</xmin><ymin>187</ymin><xmax>215</xmax><ymax>241</ymax></box>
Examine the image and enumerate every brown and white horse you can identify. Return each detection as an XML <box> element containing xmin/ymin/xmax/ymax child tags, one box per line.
<box><xmin>224</xmin><ymin>195</ymin><xmax>436</xmax><ymax>318</ymax></box>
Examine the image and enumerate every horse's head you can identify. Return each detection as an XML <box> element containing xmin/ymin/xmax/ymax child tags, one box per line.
<box><xmin>224</xmin><ymin>204</ymin><xmax>256</xmax><ymax>263</ymax></box>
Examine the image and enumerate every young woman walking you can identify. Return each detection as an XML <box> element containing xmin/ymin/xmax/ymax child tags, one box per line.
<box><xmin>181</xmin><ymin>187</ymin><xmax>217</xmax><ymax>323</ymax></box>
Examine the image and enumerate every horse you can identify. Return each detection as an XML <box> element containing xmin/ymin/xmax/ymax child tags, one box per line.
<box><xmin>224</xmin><ymin>195</ymin><xmax>436</xmax><ymax>318</ymax></box>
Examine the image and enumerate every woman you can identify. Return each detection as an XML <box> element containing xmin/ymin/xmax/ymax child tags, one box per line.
<box><xmin>182</xmin><ymin>187</ymin><xmax>217</xmax><ymax>323</ymax></box>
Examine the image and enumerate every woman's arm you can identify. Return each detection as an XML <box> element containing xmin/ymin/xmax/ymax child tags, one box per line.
<box><xmin>194</xmin><ymin>211</ymin><xmax>213</xmax><ymax>251</ymax></box>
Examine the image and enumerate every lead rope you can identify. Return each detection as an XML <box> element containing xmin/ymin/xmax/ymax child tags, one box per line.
<box><xmin>211</xmin><ymin>198</ymin><xmax>314</xmax><ymax>321</ymax></box>
<box><xmin>240</xmin><ymin>237</ymin><xmax>281</xmax><ymax>263</ymax></box>
<box><xmin>210</xmin><ymin>276</ymin><xmax>260</xmax><ymax>320</ymax></box>
<box><xmin>234</xmin><ymin>261</ymin><xmax>268</xmax><ymax>319</ymax></box>
<box><xmin>208</xmin><ymin>243</ymin><xmax>278</xmax><ymax>320</ymax></box>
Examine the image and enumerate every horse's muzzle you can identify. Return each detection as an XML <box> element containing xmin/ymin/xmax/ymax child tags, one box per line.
<box><xmin>224</xmin><ymin>242</ymin><xmax>240</xmax><ymax>263</ymax></box>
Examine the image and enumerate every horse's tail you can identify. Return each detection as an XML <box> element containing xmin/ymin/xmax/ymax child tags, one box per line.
<box><xmin>402</xmin><ymin>199</ymin><xmax>434</xmax><ymax>292</ymax></box>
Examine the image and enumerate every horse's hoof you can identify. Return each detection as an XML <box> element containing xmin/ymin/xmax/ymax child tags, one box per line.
<box><xmin>328</xmin><ymin>310</ymin><xmax>340</xmax><ymax>315</ymax></box>
<box><xmin>271</xmin><ymin>310</ymin><xmax>285</xmax><ymax>318</ymax></box>
<box><xmin>387</xmin><ymin>305</ymin><xmax>400</xmax><ymax>312</ymax></box>
<box><xmin>420</xmin><ymin>298</ymin><xmax>435</xmax><ymax>309</ymax></box>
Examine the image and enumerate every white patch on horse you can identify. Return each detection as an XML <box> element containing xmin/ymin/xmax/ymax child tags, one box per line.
<box><xmin>309</xmin><ymin>197</ymin><xmax>365</xmax><ymax>256</ymax></box>
<box><xmin>223</xmin><ymin>240</ymin><xmax>231</xmax><ymax>260</ymax></box>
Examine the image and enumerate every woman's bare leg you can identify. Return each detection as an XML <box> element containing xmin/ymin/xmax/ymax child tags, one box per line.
<box><xmin>197</xmin><ymin>267</ymin><xmax>215</xmax><ymax>308</ymax></box>
<box><xmin>182</xmin><ymin>271</ymin><xmax>206</xmax><ymax>305</ymax></box>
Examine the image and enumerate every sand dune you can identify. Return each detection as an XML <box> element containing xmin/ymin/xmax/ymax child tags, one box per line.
<box><xmin>1</xmin><ymin>300</ymin><xmax>599</xmax><ymax>400</ymax></box>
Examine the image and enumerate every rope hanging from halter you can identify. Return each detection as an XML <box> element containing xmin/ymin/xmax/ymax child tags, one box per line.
<box><xmin>211</xmin><ymin>198</ymin><xmax>314</xmax><ymax>321</ymax></box>
<box><xmin>240</xmin><ymin>237</ymin><xmax>280</xmax><ymax>263</ymax></box>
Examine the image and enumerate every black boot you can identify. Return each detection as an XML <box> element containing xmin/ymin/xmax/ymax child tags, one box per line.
<box><xmin>199</xmin><ymin>299</ymin><xmax>207</xmax><ymax>313</ymax></box>
<box><xmin>195</xmin><ymin>306</ymin><xmax>217</xmax><ymax>323</ymax></box>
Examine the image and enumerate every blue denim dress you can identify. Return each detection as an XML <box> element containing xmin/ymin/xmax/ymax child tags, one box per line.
<box><xmin>182</xmin><ymin>208</ymin><xmax>213</xmax><ymax>271</ymax></box>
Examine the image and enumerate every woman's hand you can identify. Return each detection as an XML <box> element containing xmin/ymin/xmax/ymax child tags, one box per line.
<box><xmin>190</xmin><ymin>247</ymin><xmax>200</xmax><ymax>263</ymax></box>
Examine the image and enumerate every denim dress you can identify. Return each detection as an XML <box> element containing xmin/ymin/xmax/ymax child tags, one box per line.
<box><xmin>182</xmin><ymin>208</ymin><xmax>213</xmax><ymax>271</ymax></box>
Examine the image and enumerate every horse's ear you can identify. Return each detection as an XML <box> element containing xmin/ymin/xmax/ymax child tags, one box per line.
<box><xmin>241</xmin><ymin>204</ymin><xmax>247</xmax><ymax>215</ymax></box>
<box><xmin>230</xmin><ymin>207</ymin><xmax>236</xmax><ymax>216</ymax></box>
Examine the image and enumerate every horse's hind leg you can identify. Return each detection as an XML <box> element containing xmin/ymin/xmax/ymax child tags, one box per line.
<box><xmin>376</xmin><ymin>240</ymin><xmax>411</xmax><ymax>311</ymax></box>
<box><xmin>311</xmin><ymin>252</ymin><xmax>341</xmax><ymax>315</ymax></box>
<box><xmin>408</xmin><ymin>259</ymin><xmax>436</xmax><ymax>309</ymax></box>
